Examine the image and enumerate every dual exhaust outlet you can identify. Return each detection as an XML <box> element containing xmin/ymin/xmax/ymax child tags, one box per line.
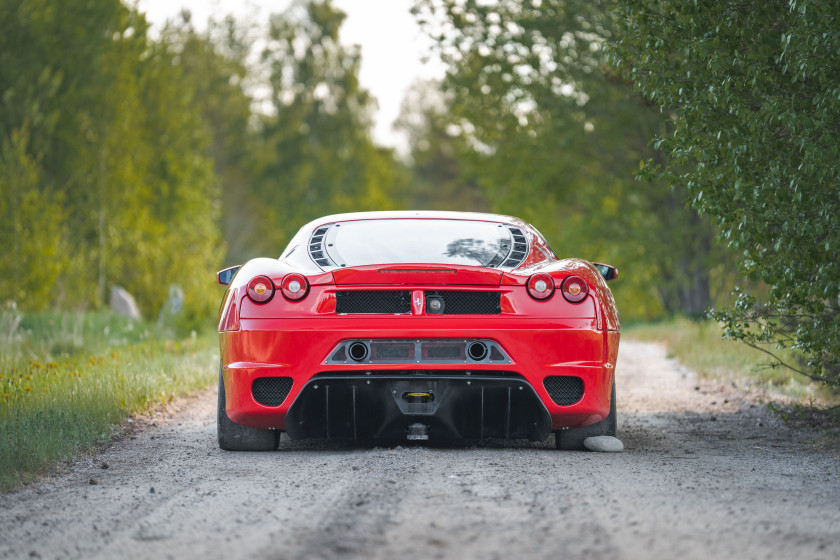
<box><xmin>347</xmin><ymin>340</ymin><xmax>489</xmax><ymax>363</ymax></box>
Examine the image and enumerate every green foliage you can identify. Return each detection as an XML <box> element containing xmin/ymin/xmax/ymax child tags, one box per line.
<box><xmin>254</xmin><ymin>0</ymin><xmax>408</xmax><ymax>253</ymax></box>
<box><xmin>160</xmin><ymin>2</ymin><xmax>409</xmax><ymax>264</ymax></box>
<box><xmin>0</xmin><ymin>127</ymin><xmax>65</xmax><ymax>307</ymax></box>
<box><xmin>411</xmin><ymin>0</ymin><xmax>730</xmax><ymax>321</ymax></box>
<box><xmin>0</xmin><ymin>0</ymin><xmax>221</xmax><ymax>326</ymax></box>
<box><xmin>161</xmin><ymin>15</ymin><xmax>266</xmax><ymax>266</ymax></box>
<box><xmin>616</xmin><ymin>0</ymin><xmax>840</xmax><ymax>383</ymax></box>
<box><xmin>394</xmin><ymin>80</ymin><xmax>491</xmax><ymax>211</ymax></box>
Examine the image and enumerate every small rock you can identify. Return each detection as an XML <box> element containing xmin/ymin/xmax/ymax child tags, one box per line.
<box><xmin>88</xmin><ymin>478</ymin><xmax>98</xmax><ymax>485</ymax></box>
<box><xmin>149</xmin><ymin>487</ymin><xmax>155</xmax><ymax>494</ymax></box>
<box><xmin>351</xmin><ymin>466</ymin><xmax>360</xmax><ymax>471</ymax></box>
<box><xmin>110</xmin><ymin>286</ymin><xmax>141</xmax><ymax>320</ymax></box>
<box><xmin>100</xmin><ymin>463</ymin><xmax>109</xmax><ymax>470</ymax></box>
<box><xmin>583</xmin><ymin>436</ymin><xmax>624</xmax><ymax>453</ymax></box>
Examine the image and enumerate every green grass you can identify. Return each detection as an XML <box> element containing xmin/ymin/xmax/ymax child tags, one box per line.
<box><xmin>624</xmin><ymin>317</ymin><xmax>835</xmax><ymax>402</ymax></box>
<box><xmin>0</xmin><ymin>307</ymin><xmax>218</xmax><ymax>492</ymax></box>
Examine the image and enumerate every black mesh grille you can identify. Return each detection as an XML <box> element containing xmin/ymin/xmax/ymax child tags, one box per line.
<box><xmin>252</xmin><ymin>377</ymin><xmax>293</xmax><ymax>407</ymax></box>
<box><xmin>543</xmin><ymin>376</ymin><xmax>584</xmax><ymax>406</ymax></box>
<box><xmin>336</xmin><ymin>290</ymin><xmax>411</xmax><ymax>314</ymax></box>
<box><xmin>426</xmin><ymin>291</ymin><xmax>501</xmax><ymax>315</ymax></box>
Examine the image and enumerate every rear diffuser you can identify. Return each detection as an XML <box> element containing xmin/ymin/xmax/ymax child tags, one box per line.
<box><xmin>284</xmin><ymin>375</ymin><xmax>552</xmax><ymax>442</ymax></box>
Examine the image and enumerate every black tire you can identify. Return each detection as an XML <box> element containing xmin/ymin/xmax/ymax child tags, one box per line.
<box><xmin>555</xmin><ymin>380</ymin><xmax>617</xmax><ymax>451</ymax></box>
<box><xmin>217</xmin><ymin>366</ymin><xmax>279</xmax><ymax>451</ymax></box>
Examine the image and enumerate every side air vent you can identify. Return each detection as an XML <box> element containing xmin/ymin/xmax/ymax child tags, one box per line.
<box><xmin>543</xmin><ymin>376</ymin><xmax>584</xmax><ymax>406</ymax></box>
<box><xmin>309</xmin><ymin>227</ymin><xmax>332</xmax><ymax>268</ymax></box>
<box><xmin>501</xmin><ymin>227</ymin><xmax>529</xmax><ymax>269</ymax></box>
<box><xmin>252</xmin><ymin>377</ymin><xmax>293</xmax><ymax>407</ymax></box>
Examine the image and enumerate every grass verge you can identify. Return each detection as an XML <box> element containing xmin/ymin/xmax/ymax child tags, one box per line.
<box><xmin>626</xmin><ymin>317</ymin><xmax>840</xmax><ymax>448</ymax></box>
<box><xmin>0</xmin><ymin>308</ymin><xmax>218</xmax><ymax>492</ymax></box>
<box><xmin>624</xmin><ymin>317</ymin><xmax>835</xmax><ymax>402</ymax></box>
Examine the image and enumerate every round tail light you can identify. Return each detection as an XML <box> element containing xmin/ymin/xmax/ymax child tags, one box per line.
<box><xmin>281</xmin><ymin>273</ymin><xmax>309</xmax><ymax>301</ymax></box>
<box><xmin>247</xmin><ymin>275</ymin><xmax>275</xmax><ymax>304</ymax></box>
<box><xmin>561</xmin><ymin>275</ymin><xmax>589</xmax><ymax>303</ymax></box>
<box><xmin>527</xmin><ymin>273</ymin><xmax>555</xmax><ymax>300</ymax></box>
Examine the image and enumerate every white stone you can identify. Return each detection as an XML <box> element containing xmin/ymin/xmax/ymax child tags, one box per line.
<box><xmin>110</xmin><ymin>286</ymin><xmax>141</xmax><ymax>320</ymax></box>
<box><xmin>583</xmin><ymin>435</ymin><xmax>624</xmax><ymax>453</ymax></box>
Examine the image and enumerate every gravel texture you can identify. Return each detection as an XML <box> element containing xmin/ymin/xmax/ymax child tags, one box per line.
<box><xmin>1</xmin><ymin>341</ymin><xmax>838</xmax><ymax>560</ymax></box>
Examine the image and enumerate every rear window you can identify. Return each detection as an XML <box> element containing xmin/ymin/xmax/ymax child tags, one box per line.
<box><xmin>311</xmin><ymin>219</ymin><xmax>525</xmax><ymax>268</ymax></box>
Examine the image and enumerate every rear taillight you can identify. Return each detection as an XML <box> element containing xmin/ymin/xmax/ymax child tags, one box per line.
<box><xmin>218</xmin><ymin>290</ymin><xmax>240</xmax><ymax>332</ymax></box>
<box><xmin>247</xmin><ymin>275</ymin><xmax>275</xmax><ymax>304</ymax></box>
<box><xmin>527</xmin><ymin>273</ymin><xmax>555</xmax><ymax>300</ymax></box>
<box><xmin>561</xmin><ymin>275</ymin><xmax>589</xmax><ymax>303</ymax></box>
<box><xmin>280</xmin><ymin>273</ymin><xmax>309</xmax><ymax>301</ymax></box>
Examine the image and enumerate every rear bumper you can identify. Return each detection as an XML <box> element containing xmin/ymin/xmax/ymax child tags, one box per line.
<box><xmin>220</xmin><ymin>316</ymin><xmax>618</xmax><ymax>437</ymax></box>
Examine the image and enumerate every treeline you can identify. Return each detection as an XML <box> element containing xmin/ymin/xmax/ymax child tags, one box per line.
<box><xmin>2</xmin><ymin>0</ymin><xmax>837</xmax><ymax>383</ymax></box>
<box><xmin>0</xmin><ymin>0</ymin><xmax>406</xmax><ymax>329</ymax></box>
<box><xmin>0</xmin><ymin>1</ymin><xmax>221</xmax><ymax>326</ymax></box>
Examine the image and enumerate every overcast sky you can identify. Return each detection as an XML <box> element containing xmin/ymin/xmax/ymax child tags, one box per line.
<box><xmin>135</xmin><ymin>0</ymin><xmax>445</xmax><ymax>151</ymax></box>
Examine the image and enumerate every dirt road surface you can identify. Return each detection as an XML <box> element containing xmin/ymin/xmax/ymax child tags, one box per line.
<box><xmin>1</xmin><ymin>341</ymin><xmax>838</xmax><ymax>560</ymax></box>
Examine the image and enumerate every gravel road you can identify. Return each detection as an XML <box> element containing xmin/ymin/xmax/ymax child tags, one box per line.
<box><xmin>2</xmin><ymin>341</ymin><xmax>838</xmax><ymax>560</ymax></box>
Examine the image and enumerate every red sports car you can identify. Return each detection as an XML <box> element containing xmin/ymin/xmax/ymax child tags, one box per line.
<box><xmin>216</xmin><ymin>211</ymin><xmax>619</xmax><ymax>450</ymax></box>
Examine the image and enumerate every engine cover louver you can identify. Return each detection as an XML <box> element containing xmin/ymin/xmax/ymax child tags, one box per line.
<box><xmin>309</xmin><ymin>227</ymin><xmax>331</xmax><ymax>267</ymax></box>
<box><xmin>500</xmin><ymin>227</ymin><xmax>529</xmax><ymax>269</ymax></box>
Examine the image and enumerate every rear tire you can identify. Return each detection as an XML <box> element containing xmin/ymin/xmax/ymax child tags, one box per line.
<box><xmin>217</xmin><ymin>366</ymin><xmax>279</xmax><ymax>451</ymax></box>
<box><xmin>555</xmin><ymin>380</ymin><xmax>617</xmax><ymax>451</ymax></box>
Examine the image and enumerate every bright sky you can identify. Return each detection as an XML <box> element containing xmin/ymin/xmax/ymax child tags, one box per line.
<box><xmin>135</xmin><ymin>0</ymin><xmax>445</xmax><ymax>151</ymax></box>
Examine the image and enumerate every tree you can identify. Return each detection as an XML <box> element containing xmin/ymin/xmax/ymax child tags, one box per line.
<box><xmin>412</xmin><ymin>0</ymin><xmax>727</xmax><ymax>320</ymax></box>
<box><xmin>160</xmin><ymin>14</ymin><xmax>264</xmax><ymax>266</ymax></box>
<box><xmin>393</xmin><ymin>79</ymin><xmax>490</xmax><ymax>212</ymax></box>
<box><xmin>0</xmin><ymin>126</ymin><xmax>64</xmax><ymax>307</ymax></box>
<box><xmin>0</xmin><ymin>0</ymin><xmax>221</xmax><ymax>326</ymax></box>
<box><xmin>166</xmin><ymin>1</ymin><xmax>409</xmax><ymax>261</ymax></box>
<box><xmin>255</xmin><ymin>0</ymin><xmax>407</xmax><ymax>252</ymax></box>
<box><xmin>616</xmin><ymin>0</ymin><xmax>840</xmax><ymax>383</ymax></box>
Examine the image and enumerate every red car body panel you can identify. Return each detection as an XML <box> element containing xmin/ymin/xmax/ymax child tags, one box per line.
<box><xmin>217</xmin><ymin>211</ymin><xmax>620</xmax><ymax>442</ymax></box>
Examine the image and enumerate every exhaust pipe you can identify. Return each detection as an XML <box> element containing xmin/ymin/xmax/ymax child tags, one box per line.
<box><xmin>348</xmin><ymin>341</ymin><xmax>369</xmax><ymax>362</ymax></box>
<box><xmin>467</xmin><ymin>341</ymin><xmax>488</xmax><ymax>361</ymax></box>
